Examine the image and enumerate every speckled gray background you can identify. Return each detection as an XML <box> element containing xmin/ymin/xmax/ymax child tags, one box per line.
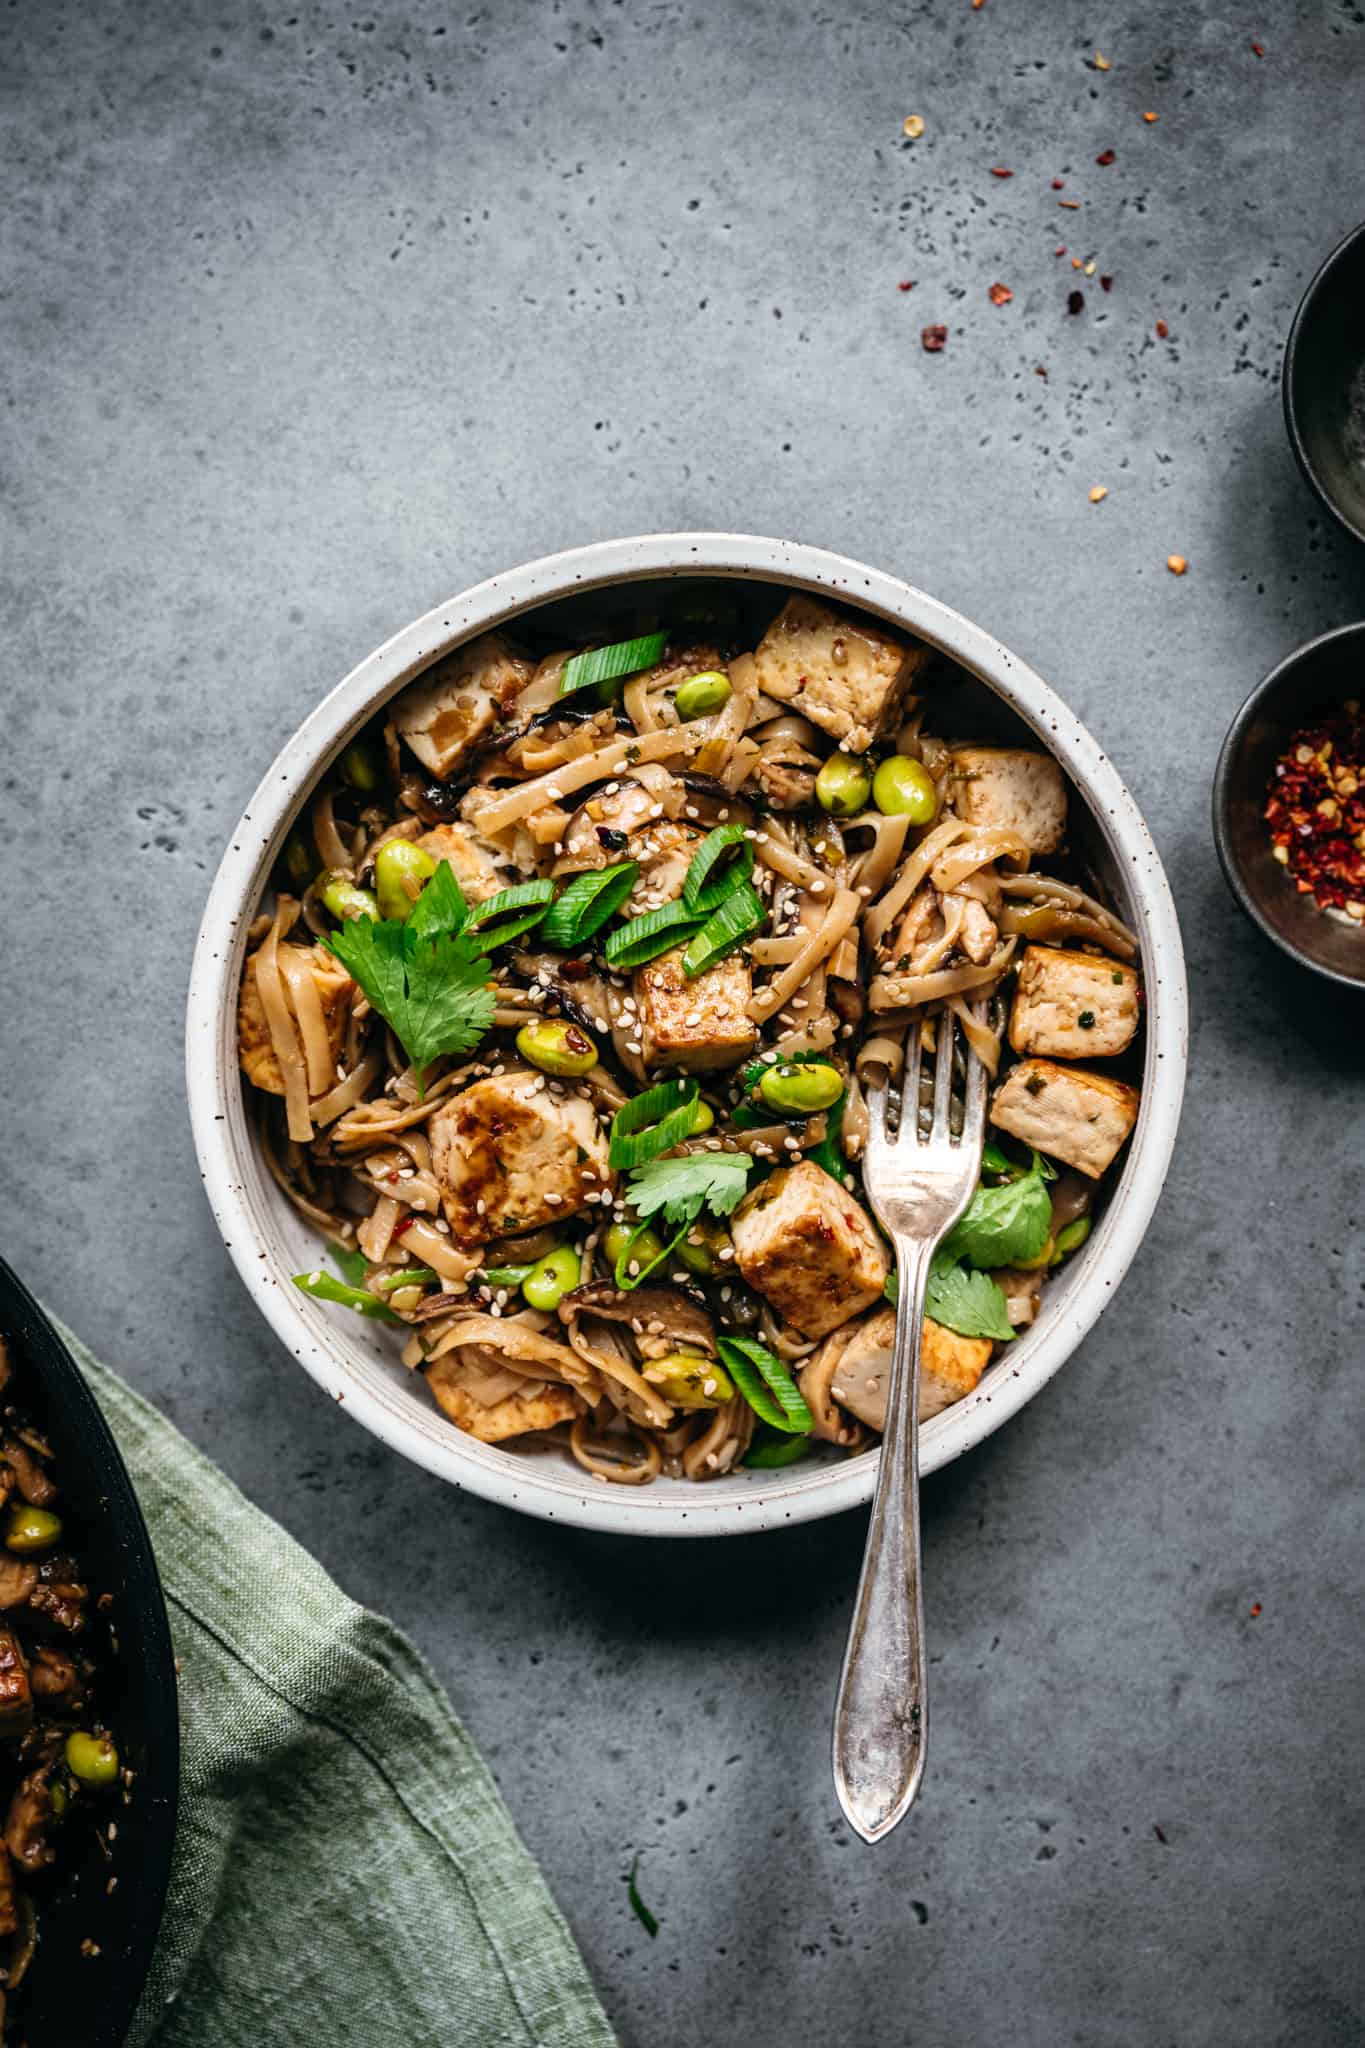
<box><xmin>4</xmin><ymin>2</ymin><xmax>1365</xmax><ymax>2042</ymax></box>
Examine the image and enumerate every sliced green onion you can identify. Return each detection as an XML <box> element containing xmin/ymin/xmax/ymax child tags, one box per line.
<box><xmin>603</xmin><ymin>898</ymin><xmax>706</xmax><ymax>970</ymax></box>
<box><xmin>613</xmin><ymin>1214</ymin><xmax>690</xmax><ymax>1290</ymax></box>
<box><xmin>807</xmin><ymin>1088</ymin><xmax>850</xmax><ymax>1187</ymax></box>
<box><xmin>681</xmin><ymin>824</ymin><xmax>754</xmax><ymax>914</ymax></box>
<box><xmin>329</xmin><ymin>1242</ymin><xmax>369</xmax><ymax>1286</ymax></box>
<box><xmin>478</xmin><ymin>1263</ymin><xmax>536</xmax><ymax>1289</ymax></box>
<box><xmin>716</xmin><ymin>1334</ymin><xmax>813</xmax><ymax>1435</ymax></box>
<box><xmin>681</xmin><ymin>880</ymin><xmax>766</xmax><ymax>979</ymax></box>
<box><xmin>627</xmin><ymin>1855</ymin><xmax>659</xmax><ymax>1938</ymax></box>
<box><xmin>559</xmin><ymin>633</ymin><xmax>669</xmax><ymax>699</ymax></box>
<box><xmin>743</xmin><ymin>1431</ymin><xmax>816</xmax><ymax>1469</ymax></box>
<box><xmin>465</xmin><ymin>880</ymin><xmax>556</xmax><ymax>952</ymax></box>
<box><xmin>375</xmin><ymin>1266</ymin><xmax>440</xmax><ymax>1292</ymax></box>
<box><xmin>608</xmin><ymin>1078</ymin><xmax>703</xmax><ymax>1169</ymax></box>
<box><xmin>539</xmin><ymin>863</ymin><xmax>638</xmax><ymax>949</ymax></box>
<box><xmin>292</xmin><ymin>1271</ymin><xmax>403</xmax><ymax>1324</ymax></box>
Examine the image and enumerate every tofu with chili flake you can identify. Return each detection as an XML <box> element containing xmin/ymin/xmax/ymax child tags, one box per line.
<box><xmin>990</xmin><ymin>1058</ymin><xmax>1139</xmax><ymax>1180</ymax></box>
<box><xmin>633</xmin><ymin>947</ymin><xmax>758</xmax><ymax>1073</ymax></box>
<box><xmin>393</xmin><ymin>632</ymin><xmax>535</xmax><ymax>781</ymax></box>
<box><xmin>730</xmin><ymin>1159</ymin><xmax>889</xmax><ymax>1339</ymax></box>
<box><xmin>948</xmin><ymin>745</ymin><xmax>1068</xmax><ymax>855</ymax></box>
<box><xmin>1009</xmin><ymin>944</ymin><xmax>1139</xmax><ymax>1059</ymax></box>
<box><xmin>752</xmin><ymin>596</ymin><xmax>931</xmax><ymax>754</ymax></box>
<box><xmin>429</xmin><ymin>1071</ymin><xmax>611</xmax><ymax>1247</ymax></box>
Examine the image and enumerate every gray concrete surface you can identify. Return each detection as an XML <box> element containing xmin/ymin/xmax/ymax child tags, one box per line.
<box><xmin>4</xmin><ymin>2</ymin><xmax>1365</xmax><ymax>2042</ymax></box>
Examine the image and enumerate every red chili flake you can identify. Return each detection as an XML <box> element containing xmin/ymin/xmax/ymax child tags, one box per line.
<box><xmin>1051</xmin><ymin>177</ymin><xmax>1065</xmax><ymax>189</ymax></box>
<box><xmin>1067</xmin><ymin>290</ymin><xmax>1085</xmax><ymax>315</ymax></box>
<box><xmin>1251</xmin><ymin>40</ymin><xmax>1265</xmax><ymax>57</ymax></box>
<box><xmin>921</xmin><ymin>324</ymin><xmax>948</xmax><ymax>353</ymax></box>
<box><xmin>1058</xmin><ymin>198</ymin><xmax>1081</xmax><ymax>210</ymax></box>
<box><xmin>1035</xmin><ymin>365</ymin><xmax>1048</xmax><ymax>377</ymax></box>
<box><xmin>1100</xmin><ymin>274</ymin><xmax>1113</xmax><ymax>291</ymax></box>
<box><xmin>393</xmin><ymin>1213</ymin><xmax>418</xmax><ymax>1237</ymax></box>
<box><xmin>988</xmin><ymin>281</ymin><xmax>1013</xmax><ymax>306</ymax></box>
<box><xmin>1264</xmin><ymin>706</ymin><xmax>1365</xmax><ymax>916</ymax></box>
<box><xmin>989</xmin><ymin>166</ymin><xmax>1014</xmax><ymax>178</ymax></box>
<box><xmin>1142</xmin><ymin>109</ymin><xmax>1159</xmax><ymax>122</ymax></box>
<box><xmin>897</xmin><ymin>279</ymin><xmax>916</xmax><ymax>291</ymax></box>
<box><xmin>1249</xmin><ymin>1603</ymin><xmax>1262</xmax><ymax>1617</ymax></box>
<box><xmin>1055</xmin><ymin>244</ymin><xmax>1066</xmax><ymax>257</ymax></box>
<box><xmin>972</xmin><ymin>0</ymin><xmax>986</xmax><ymax>10</ymax></box>
<box><xmin>1095</xmin><ymin>148</ymin><xmax>1116</xmax><ymax>166</ymax></box>
<box><xmin>1155</xmin><ymin>317</ymin><xmax>1169</xmax><ymax>338</ymax></box>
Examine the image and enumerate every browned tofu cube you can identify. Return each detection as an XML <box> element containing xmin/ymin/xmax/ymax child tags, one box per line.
<box><xmin>920</xmin><ymin>1319</ymin><xmax>994</xmax><ymax>1420</ymax></box>
<box><xmin>237</xmin><ymin>945</ymin><xmax>352</xmax><ymax>1096</ymax></box>
<box><xmin>425</xmin><ymin>1353</ymin><xmax>579</xmax><ymax>1444</ymax></box>
<box><xmin>753</xmin><ymin>596</ymin><xmax>930</xmax><ymax>753</ymax></box>
<box><xmin>416</xmin><ymin>821</ymin><xmax>513</xmax><ymax>905</ymax></box>
<box><xmin>393</xmin><ymin>632</ymin><xmax>534</xmax><ymax>780</ymax></box>
<box><xmin>1009</xmin><ymin>945</ymin><xmax>1140</xmax><ymax>1059</ymax></box>
<box><xmin>633</xmin><ymin>947</ymin><xmax>757</xmax><ymax>1073</ymax></box>
<box><xmin>991</xmin><ymin>1057</ymin><xmax>1140</xmax><ymax>1179</ymax></box>
<box><xmin>0</xmin><ymin>1630</ymin><xmax>32</xmax><ymax>1739</ymax></box>
<box><xmin>730</xmin><ymin>1160</ymin><xmax>888</xmax><ymax>1339</ymax></box>
<box><xmin>949</xmin><ymin>745</ymin><xmax>1068</xmax><ymax>854</ymax></box>
<box><xmin>429</xmin><ymin>1072</ymin><xmax>611</xmax><ymax>1246</ymax></box>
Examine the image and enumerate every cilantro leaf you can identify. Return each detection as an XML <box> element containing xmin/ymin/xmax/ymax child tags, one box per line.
<box><xmin>939</xmin><ymin>1156</ymin><xmax>1052</xmax><ymax>1270</ymax></box>
<box><xmin>923</xmin><ymin>1256</ymin><xmax>1016</xmax><ymax>1341</ymax></box>
<box><xmin>323</xmin><ymin>863</ymin><xmax>495</xmax><ymax>1089</ymax></box>
<box><xmin>625</xmin><ymin>1151</ymin><xmax>754</xmax><ymax>1225</ymax></box>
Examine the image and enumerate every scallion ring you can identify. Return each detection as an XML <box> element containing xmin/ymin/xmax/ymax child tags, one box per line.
<box><xmin>558</xmin><ymin>632</ymin><xmax>669</xmax><ymax>699</ymax></box>
<box><xmin>681</xmin><ymin>879</ymin><xmax>767</xmax><ymax>979</ymax></box>
<box><xmin>716</xmin><ymin>1334</ymin><xmax>813</xmax><ymax>1435</ymax></box>
<box><xmin>608</xmin><ymin>1078</ymin><xmax>704</xmax><ymax>1169</ymax></box>
<box><xmin>681</xmin><ymin>824</ymin><xmax>755</xmax><ymax>914</ymax></box>
<box><xmin>743</xmin><ymin>1431</ymin><xmax>815</xmax><ymax>1469</ymax></box>
<box><xmin>603</xmin><ymin>899</ymin><xmax>707</xmax><ymax>970</ymax></box>
<box><xmin>465</xmin><ymin>880</ymin><xmax>556</xmax><ymax>952</ymax></box>
<box><xmin>539</xmin><ymin>862</ymin><xmax>638</xmax><ymax>949</ymax></box>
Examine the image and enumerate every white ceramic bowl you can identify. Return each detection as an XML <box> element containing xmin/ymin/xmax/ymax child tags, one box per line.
<box><xmin>187</xmin><ymin>535</ymin><xmax>1187</xmax><ymax>1536</ymax></box>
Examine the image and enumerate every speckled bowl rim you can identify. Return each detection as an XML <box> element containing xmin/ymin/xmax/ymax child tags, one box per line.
<box><xmin>187</xmin><ymin>534</ymin><xmax>1187</xmax><ymax>1537</ymax></box>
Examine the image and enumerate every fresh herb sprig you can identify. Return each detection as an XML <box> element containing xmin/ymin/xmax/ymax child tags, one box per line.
<box><xmin>624</xmin><ymin>1150</ymin><xmax>754</xmax><ymax>1225</ymax></box>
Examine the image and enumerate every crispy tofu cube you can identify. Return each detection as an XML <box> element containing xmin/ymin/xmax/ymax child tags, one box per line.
<box><xmin>920</xmin><ymin>1318</ymin><xmax>994</xmax><ymax>1420</ymax></box>
<box><xmin>991</xmin><ymin>1057</ymin><xmax>1139</xmax><ymax>1180</ymax></box>
<box><xmin>416</xmin><ymin>821</ymin><xmax>512</xmax><ymax>905</ymax></box>
<box><xmin>753</xmin><ymin>596</ymin><xmax>930</xmax><ymax>753</ymax></box>
<box><xmin>634</xmin><ymin>947</ymin><xmax>757</xmax><ymax>1073</ymax></box>
<box><xmin>426</xmin><ymin>1354</ymin><xmax>579</xmax><ymax>1444</ymax></box>
<box><xmin>1010</xmin><ymin>945</ymin><xmax>1140</xmax><ymax>1059</ymax></box>
<box><xmin>949</xmin><ymin>745</ymin><xmax>1068</xmax><ymax>855</ymax></box>
<box><xmin>811</xmin><ymin>1306</ymin><xmax>992</xmax><ymax>1431</ymax></box>
<box><xmin>429</xmin><ymin>1072</ymin><xmax>611</xmax><ymax>1247</ymax></box>
<box><xmin>237</xmin><ymin>944</ymin><xmax>352</xmax><ymax>1096</ymax></box>
<box><xmin>730</xmin><ymin>1160</ymin><xmax>888</xmax><ymax>1339</ymax></box>
<box><xmin>393</xmin><ymin>632</ymin><xmax>534</xmax><ymax>780</ymax></box>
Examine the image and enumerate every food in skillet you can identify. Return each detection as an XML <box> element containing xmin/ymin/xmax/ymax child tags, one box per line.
<box><xmin>239</xmin><ymin>597</ymin><xmax>1142</xmax><ymax>1483</ymax></box>
<box><xmin>0</xmin><ymin>1336</ymin><xmax>119</xmax><ymax>2032</ymax></box>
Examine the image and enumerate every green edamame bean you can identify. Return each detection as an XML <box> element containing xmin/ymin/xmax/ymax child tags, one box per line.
<box><xmin>674</xmin><ymin>670</ymin><xmax>732</xmax><ymax>721</ymax></box>
<box><xmin>1052</xmin><ymin>1215</ymin><xmax>1092</xmax><ymax>1262</ymax></box>
<box><xmin>758</xmin><ymin>1061</ymin><xmax>844</xmax><ymax>1115</ymax></box>
<box><xmin>5</xmin><ymin>1507</ymin><xmax>62</xmax><ymax>1554</ymax></box>
<box><xmin>319</xmin><ymin>870</ymin><xmax>378</xmax><ymax>923</ymax></box>
<box><xmin>65</xmin><ymin>1731</ymin><xmax>120</xmax><ymax>1787</ymax></box>
<box><xmin>339</xmin><ymin>739</ymin><xmax>382</xmax><ymax>793</ymax></box>
<box><xmin>690</xmin><ymin>1100</ymin><xmax>715</xmax><ymax>1135</ymax></box>
<box><xmin>281</xmin><ymin>831</ymin><xmax>318</xmax><ymax>890</ymax></box>
<box><xmin>374</xmin><ymin>840</ymin><xmax>437</xmax><ymax>921</ymax></box>
<box><xmin>516</xmin><ymin>1019</ymin><xmax>599</xmax><ymax>1077</ymax></box>
<box><xmin>640</xmin><ymin>1350</ymin><xmax>736</xmax><ymax>1411</ymax></box>
<box><xmin>872</xmin><ymin>754</ymin><xmax>938</xmax><ymax>824</ymax></box>
<box><xmin>1014</xmin><ymin>1233</ymin><xmax>1055</xmax><ymax>1272</ymax></box>
<box><xmin>605</xmin><ymin>1221</ymin><xmax>665</xmax><ymax>1276</ymax></box>
<box><xmin>675</xmin><ymin>1218</ymin><xmax>728</xmax><ymax>1277</ymax></box>
<box><xmin>522</xmin><ymin>1245</ymin><xmax>581</xmax><ymax>1311</ymax></box>
<box><xmin>815</xmin><ymin>752</ymin><xmax>873</xmax><ymax>817</ymax></box>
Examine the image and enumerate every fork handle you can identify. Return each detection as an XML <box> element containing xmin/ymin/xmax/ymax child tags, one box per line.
<box><xmin>831</xmin><ymin>1237</ymin><xmax>933</xmax><ymax>1844</ymax></box>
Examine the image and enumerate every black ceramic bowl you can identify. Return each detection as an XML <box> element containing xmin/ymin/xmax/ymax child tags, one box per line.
<box><xmin>1283</xmin><ymin>219</ymin><xmax>1365</xmax><ymax>545</ymax></box>
<box><xmin>0</xmin><ymin>1259</ymin><xmax>178</xmax><ymax>2046</ymax></box>
<box><xmin>1213</xmin><ymin>622</ymin><xmax>1365</xmax><ymax>991</ymax></box>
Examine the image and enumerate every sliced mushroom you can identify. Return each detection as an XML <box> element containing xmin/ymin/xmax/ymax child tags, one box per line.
<box><xmin>0</xmin><ymin>1561</ymin><xmax>37</xmax><ymax>1613</ymax></box>
<box><xmin>0</xmin><ymin>1443</ymin><xmax>55</xmax><ymax>1510</ymax></box>
<box><xmin>4</xmin><ymin>1767</ymin><xmax>56</xmax><ymax>1874</ymax></box>
<box><xmin>0</xmin><ymin>1631</ymin><xmax>32</xmax><ymax>1741</ymax></box>
<box><xmin>559</xmin><ymin>1283</ymin><xmax>715</xmax><ymax>1353</ymax></box>
<box><xmin>990</xmin><ymin>1268</ymin><xmax>1043</xmax><ymax>1328</ymax></box>
<box><xmin>1049</xmin><ymin>1171</ymin><xmax>1093</xmax><ymax>1234</ymax></box>
<box><xmin>808</xmin><ymin>1306</ymin><xmax>993</xmax><ymax>1432</ymax></box>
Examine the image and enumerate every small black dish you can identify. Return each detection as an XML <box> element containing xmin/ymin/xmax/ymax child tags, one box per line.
<box><xmin>1283</xmin><ymin>218</ymin><xmax>1365</xmax><ymax>546</ymax></box>
<box><xmin>1213</xmin><ymin>622</ymin><xmax>1365</xmax><ymax>992</ymax></box>
<box><xmin>0</xmin><ymin>1258</ymin><xmax>179</xmax><ymax>2047</ymax></box>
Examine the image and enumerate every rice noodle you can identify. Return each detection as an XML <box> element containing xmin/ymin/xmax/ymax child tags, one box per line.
<box><xmin>680</xmin><ymin>1397</ymin><xmax>752</xmax><ymax>1479</ymax></box>
<box><xmin>570</xmin><ymin>1418</ymin><xmax>663</xmax><ymax>1485</ymax></box>
<box><xmin>310</xmin><ymin>788</ymin><xmax>353</xmax><ymax>871</ymax></box>
<box><xmin>748</xmin><ymin>888</ymin><xmax>860</xmax><ymax>1023</ymax></box>
<box><xmin>476</xmin><ymin>723</ymin><xmax>711</xmax><ymax>834</ymax></box>
<box><xmin>692</xmin><ymin>651</ymin><xmax>757</xmax><ymax>777</ymax></box>
<box><xmin>869</xmin><ymin>936</ymin><xmax>1017</xmax><ymax>1011</ymax></box>
<box><xmin>929</xmin><ymin>828</ymin><xmax>1029</xmax><ymax>893</ymax></box>
<box><xmin>253</xmin><ymin>902</ymin><xmax>314</xmax><ymax>1143</ymax></box>
<box><xmin>861</xmin><ymin>817</ymin><xmax>967</xmax><ymax>951</ymax></box>
<box><xmin>845</xmin><ymin>810</ymin><xmax>913</xmax><ymax>897</ymax></box>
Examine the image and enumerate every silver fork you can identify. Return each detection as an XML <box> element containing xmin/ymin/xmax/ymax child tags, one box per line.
<box><xmin>832</xmin><ymin>1005</ymin><xmax>988</xmax><ymax>1844</ymax></box>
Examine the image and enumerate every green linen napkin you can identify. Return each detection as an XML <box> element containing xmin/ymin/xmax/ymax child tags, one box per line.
<box><xmin>53</xmin><ymin>1323</ymin><xmax>617</xmax><ymax>2048</ymax></box>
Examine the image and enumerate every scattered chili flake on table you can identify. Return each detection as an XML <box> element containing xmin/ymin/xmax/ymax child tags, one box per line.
<box><xmin>1100</xmin><ymin>274</ymin><xmax>1113</xmax><ymax>291</ymax></box>
<box><xmin>1249</xmin><ymin>1602</ymin><xmax>1262</xmax><ymax>1616</ymax></box>
<box><xmin>903</xmin><ymin>113</ymin><xmax>926</xmax><ymax>139</ymax></box>
<box><xmin>897</xmin><ymin>279</ymin><xmax>916</xmax><ymax>291</ymax></box>
<box><xmin>1142</xmin><ymin>109</ymin><xmax>1159</xmax><ymax>122</ymax></box>
<box><xmin>1058</xmin><ymin>197</ymin><xmax>1081</xmax><ymax>209</ymax></box>
<box><xmin>1094</xmin><ymin>50</ymin><xmax>1111</xmax><ymax>70</ymax></box>
<box><xmin>1264</xmin><ymin>704</ymin><xmax>1365</xmax><ymax>917</ymax></box>
<box><xmin>1052</xmin><ymin>177</ymin><xmax>1066</xmax><ymax>189</ymax></box>
<box><xmin>1067</xmin><ymin>289</ymin><xmax>1085</xmax><ymax>314</ymax></box>
<box><xmin>1096</xmin><ymin>147</ymin><xmax>1116</xmax><ymax>166</ymax></box>
<box><xmin>1055</xmin><ymin>244</ymin><xmax>1067</xmax><ymax>257</ymax></box>
<box><xmin>1089</xmin><ymin>485</ymin><xmax>1108</xmax><ymax>503</ymax></box>
<box><xmin>1166</xmin><ymin>553</ymin><xmax>1187</xmax><ymax>575</ymax></box>
<box><xmin>988</xmin><ymin>281</ymin><xmax>1013</xmax><ymax>306</ymax></box>
<box><xmin>921</xmin><ymin>324</ymin><xmax>948</xmax><ymax>353</ymax></box>
<box><xmin>1251</xmin><ymin>40</ymin><xmax>1265</xmax><ymax>57</ymax></box>
<box><xmin>1156</xmin><ymin>318</ymin><xmax>1169</xmax><ymax>338</ymax></box>
<box><xmin>989</xmin><ymin>165</ymin><xmax>1014</xmax><ymax>178</ymax></box>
